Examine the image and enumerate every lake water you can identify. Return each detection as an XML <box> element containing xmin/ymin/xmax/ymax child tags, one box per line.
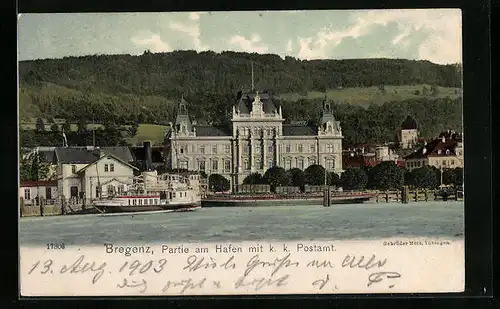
<box><xmin>19</xmin><ymin>201</ymin><xmax>464</xmax><ymax>245</ymax></box>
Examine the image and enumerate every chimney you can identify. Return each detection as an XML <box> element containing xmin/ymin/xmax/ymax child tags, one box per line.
<box><xmin>144</xmin><ymin>141</ymin><xmax>153</xmax><ymax>171</ymax></box>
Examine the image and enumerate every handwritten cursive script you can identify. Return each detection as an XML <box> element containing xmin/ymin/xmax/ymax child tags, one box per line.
<box><xmin>117</xmin><ymin>278</ymin><xmax>148</xmax><ymax>293</ymax></box>
<box><xmin>59</xmin><ymin>255</ymin><xmax>107</xmax><ymax>284</ymax></box>
<box><xmin>367</xmin><ymin>272</ymin><xmax>402</xmax><ymax>288</ymax></box>
<box><xmin>244</xmin><ymin>253</ymin><xmax>299</xmax><ymax>276</ymax></box>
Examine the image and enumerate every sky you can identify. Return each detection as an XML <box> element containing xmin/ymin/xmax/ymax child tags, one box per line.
<box><xmin>17</xmin><ymin>9</ymin><xmax>462</xmax><ymax>65</ymax></box>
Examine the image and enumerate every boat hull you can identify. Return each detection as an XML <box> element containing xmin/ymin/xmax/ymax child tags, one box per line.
<box><xmin>201</xmin><ymin>193</ymin><xmax>375</xmax><ymax>207</ymax></box>
<box><xmin>93</xmin><ymin>203</ymin><xmax>201</xmax><ymax>214</ymax></box>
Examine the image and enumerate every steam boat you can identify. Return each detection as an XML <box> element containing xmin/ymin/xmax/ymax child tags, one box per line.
<box><xmin>92</xmin><ymin>141</ymin><xmax>201</xmax><ymax>214</ymax></box>
<box><xmin>92</xmin><ymin>170</ymin><xmax>202</xmax><ymax>214</ymax></box>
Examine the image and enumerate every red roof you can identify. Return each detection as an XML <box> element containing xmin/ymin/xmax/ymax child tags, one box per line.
<box><xmin>20</xmin><ymin>180</ymin><xmax>57</xmax><ymax>187</ymax></box>
<box><xmin>395</xmin><ymin>160</ymin><xmax>406</xmax><ymax>168</ymax></box>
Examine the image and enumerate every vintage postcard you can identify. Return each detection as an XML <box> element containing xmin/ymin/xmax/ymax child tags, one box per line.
<box><xmin>18</xmin><ymin>9</ymin><xmax>464</xmax><ymax>296</ymax></box>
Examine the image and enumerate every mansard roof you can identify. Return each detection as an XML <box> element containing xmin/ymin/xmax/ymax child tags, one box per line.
<box><xmin>194</xmin><ymin>125</ymin><xmax>232</xmax><ymax>136</ymax></box>
<box><xmin>235</xmin><ymin>90</ymin><xmax>280</xmax><ymax>114</ymax></box>
<box><xmin>282</xmin><ymin>124</ymin><xmax>318</xmax><ymax>136</ymax></box>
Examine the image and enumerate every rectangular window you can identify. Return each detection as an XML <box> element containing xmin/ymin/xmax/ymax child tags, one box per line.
<box><xmin>144</xmin><ymin>199</ymin><xmax>148</xmax><ymax>205</ymax></box>
<box><xmin>297</xmin><ymin>158</ymin><xmax>304</xmax><ymax>170</ymax></box>
<box><xmin>212</xmin><ymin>145</ymin><xmax>217</xmax><ymax>154</ymax></box>
<box><xmin>268</xmin><ymin>145</ymin><xmax>273</xmax><ymax>153</ymax></box>
<box><xmin>139</xmin><ymin>199</ymin><xmax>142</xmax><ymax>205</ymax></box>
<box><xmin>224</xmin><ymin>160</ymin><xmax>231</xmax><ymax>173</ymax></box>
<box><xmin>310</xmin><ymin>145</ymin><xmax>316</xmax><ymax>153</ymax></box>
<box><xmin>451</xmin><ymin>160</ymin><xmax>455</xmax><ymax>166</ymax></box>
<box><xmin>327</xmin><ymin>144</ymin><xmax>333</xmax><ymax>153</ymax></box>
<box><xmin>107</xmin><ymin>185</ymin><xmax>114</xmax><ymax>196</ymax></box>
<box><xmin>285</xmin><ymin>145</ymin><xmax>291</xmax><ymax>153</ymax></box>
<box><xmin>133</xmin><ymin>199</ymin><xmax>137</xmax><ymax>205</ymax></box>
<box><xmin>255</xmin><ymin>159</ymin><xmax>262</xmax><ymax>170</ymax></box>
<box><xmin>255</xmin><ymin>144</ymin><xmax>261</xmax><ymax>153</ymax></box>
<box><xmin>128</xmin><ymin>200</ymin><xmax>131</xmax><ymax>206</ymax></box>
<box><xmin>104</xmin><ymin>164</ymin><xmax>109</xmax><ymax>172</ymax></box>
<box><xmin>180</xmin><ymin>147</ymin><xmax>184</xmax><ymax>154</ymax></box>
<box><xmin>268</xmin><ymin>159</ymin><xmax>274</xmax><ymax>168</ymax></box>
<box><xmin>24</xmin><ymin>188</ymin><xmax>30</xmax><ymax>200</ymax></box>
<box><xmin>225</xmin><ymin>145</ymin><xmax>231</xmax><ymax>154</ymax></box>
<box><xmin>309</xmin><ymin>158</ymin><xmax>316</xmax><ymax>166</ymax></box>
<box><xmin>298</xmin><ymin>144</ymin><xmax>303</xmax><ymax>153</ymax></box>
<box><xmin>155</xmin><ymin>199</ymin><xmax>159</xmax><ymax>204</ymax></box>
<box><xmin>198</xmin><ymin>160</ymin><xmax>206</xmax><ymax>172</ymax></box>
<box><xmin>212</xmin><ymin>159</ymin><xmax>218</xmax><ymax>171</ymax></box>
<box><xmin>326</xmin><ymin>159</ymin><xmax>335</xmax><ymax>170</ymax></box>
<box><xmin>118</xmin><ymin>185</ymin><xmax>124</xmax><ymax>194</ymax></box>
<box><xmin>200</xmin><ymin>145</ymin><xmax>205</xmax><ymax>154</ymax></box>
<box><xmin>244</xmin><ymin>160</ymin><xmax>250</xmax><ymax>170</ymax></box>
<box><xmin>71</xmin><ymin>165</ymin><xmax>77</xmax><ymax>173</ymax></box>
<box><xmin>244</xmin><ymin>145</ymin><xmax>249</xmax><ymax>153</ymax></box>
<box><xmin>284</xmin><ymin>159</ymin><xmax>292</xmax><ymax>170</ymax></box>
<box><xmin>110</xmin><ymin>164</ymin><xmax>114</xmax><ymax>172</ymax></box>
<box><xmin>442</xmin><ymin>160</ymin><xmax>446</xmax><ymax>166</ymax></box>
<box><xmin>173</xmin><ymin>192</ymin><xmax>176</xmax><ymax>198</ymax></box>
<box><xmin>180</xmin><ymin>160</ymin><xmax>188</xmax><ymax>170</ymax></box>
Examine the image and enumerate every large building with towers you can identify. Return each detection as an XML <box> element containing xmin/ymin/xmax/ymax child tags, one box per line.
<box><xmin>164</xmin><ymin>91</ymin><xmax>343</xmax><ymax>192</ymax></box>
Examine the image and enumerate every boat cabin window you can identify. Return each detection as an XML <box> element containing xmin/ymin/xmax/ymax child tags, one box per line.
<box><xmin>139</xmin><ymin>199</ymin><xmax>142</xmax><ymax>205</ymax></box>
<box><xmin>155</xmin><ymin>199</ymin><xmax>159</xmax><ymax>204</ymax></box>
<box><xmin>128</xmin><ymin>200</ymin><xmax>131</xmax><ymax>205</ymax></box>
<box><xmin>144</xmin><ymin>199</ymin><xmax>148</xmax><ymax>205</ymax></box>
<box><xmin>150</xmin><ymin>199</ymin><xmax>154</xmax><ymax>204</ymax></box>
<box><xmin>133</xmin><ymin>199</ymin><xmax>137</xmax><ymax>205</ymax></box>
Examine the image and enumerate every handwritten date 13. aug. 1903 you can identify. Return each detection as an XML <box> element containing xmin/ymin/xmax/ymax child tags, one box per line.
<box><xmin>25</xmin><ymin>253</ymin><xmax>402</xmax><ymax>293</ymax></box>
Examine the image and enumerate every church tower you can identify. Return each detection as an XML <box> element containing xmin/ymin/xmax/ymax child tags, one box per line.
<box><xmin>174</xmin><ymin>96</ymin><xmax>192</xmax><ymax>136</ymax></box>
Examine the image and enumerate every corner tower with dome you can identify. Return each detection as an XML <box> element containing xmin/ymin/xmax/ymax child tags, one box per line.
<box><xmin>164</xmin><ymin>84</ymin><xmax>343</xmax><ymax>193</ymax></box>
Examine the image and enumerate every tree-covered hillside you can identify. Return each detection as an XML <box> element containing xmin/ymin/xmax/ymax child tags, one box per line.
<box><xmin>20</xmin><ymin>50</ymin><xmax>461</xmax><ymax>97</ymax></box>
<box><xmin>18</xmin><ymin>51</ymin><xmax>463</xmax><ymax>147</ymax></box>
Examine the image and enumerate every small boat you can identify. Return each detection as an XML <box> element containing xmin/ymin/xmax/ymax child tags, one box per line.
<box><xmin>92</xmin><ymin>170</ymin><xmax>202</xmax><ymax>214</ymax></box>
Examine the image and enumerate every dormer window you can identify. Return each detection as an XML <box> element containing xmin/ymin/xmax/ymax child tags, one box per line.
<box><xmin>71</xmin><ymin>165</ymin><xmax>77</xmax><ymax>173</ymax></box>
<box><xmin>445</xmin><ymin>149</ymin><xmax>450</xmax><ymax>155</ymax></box>
<box><xmin>437</xmin><ymin>150</ymin><xmax>442</xmax><ymax>155</ymax></box>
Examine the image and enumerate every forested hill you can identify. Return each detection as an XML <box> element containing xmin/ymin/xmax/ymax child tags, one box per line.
<box><xmin>19</xmin><ymin>50</ymin><xmax>461</xmax><ymax>97</ymax></box>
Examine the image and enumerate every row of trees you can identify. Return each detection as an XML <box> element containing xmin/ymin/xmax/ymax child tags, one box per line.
<box><xmin>207</xmin><ymin>163</ymin><xmax>464</xmax><ymax>193</ymax></box>
<box><xmin>20</xmin><ymin>128</ymin><xmax>128</xmax><ymax>148</ymax></box>
<box><xmin>19</xmin><ymin>151</ymin><xmax>52</xmax><ymax>182</ymax></box>
<box><xmin>20</xmin><ymin>95</ymin><xmax>462</xmax><ymax>148</ymax></box>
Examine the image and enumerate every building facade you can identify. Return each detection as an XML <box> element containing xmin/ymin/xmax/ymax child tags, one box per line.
<box><xmin>19</xmin><ymin>180</ymin><xmax>58</xmax><ymax>205</ymax></box>
<box><xmin>52</xmin><ymin>147</ymin><xmax>137</xmax><ymax>201</ymax></box>
<box><xmin>404</xmin><ymin>131</ymin><xmax>464</xmax><ymax>171</ymax></box>
<box><xmin>164</xmin><ymin>91</ymin><xmax>343</xmax><ymax>191</ymax></box>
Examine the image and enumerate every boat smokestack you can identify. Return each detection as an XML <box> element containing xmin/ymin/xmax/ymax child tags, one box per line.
<box><xmin>144</xmin><ymin>141</ymin><xmax>153</xmax><ymax>171</ymax></box>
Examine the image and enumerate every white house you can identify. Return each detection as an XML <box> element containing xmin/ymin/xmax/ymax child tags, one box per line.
<box><xmin>53</xmin><ymin>147</ymin><xmax>138</xmax><ymax>202</ymax></box>
<box><xmin>19</xmin><ymin>180</ymin><xmax>58</xmax><ymax>205</ymax></box>
<box><xmin>77</xmin><ymin>154</ymin><xmax>139</xmax><ymax>199</ymax></box>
